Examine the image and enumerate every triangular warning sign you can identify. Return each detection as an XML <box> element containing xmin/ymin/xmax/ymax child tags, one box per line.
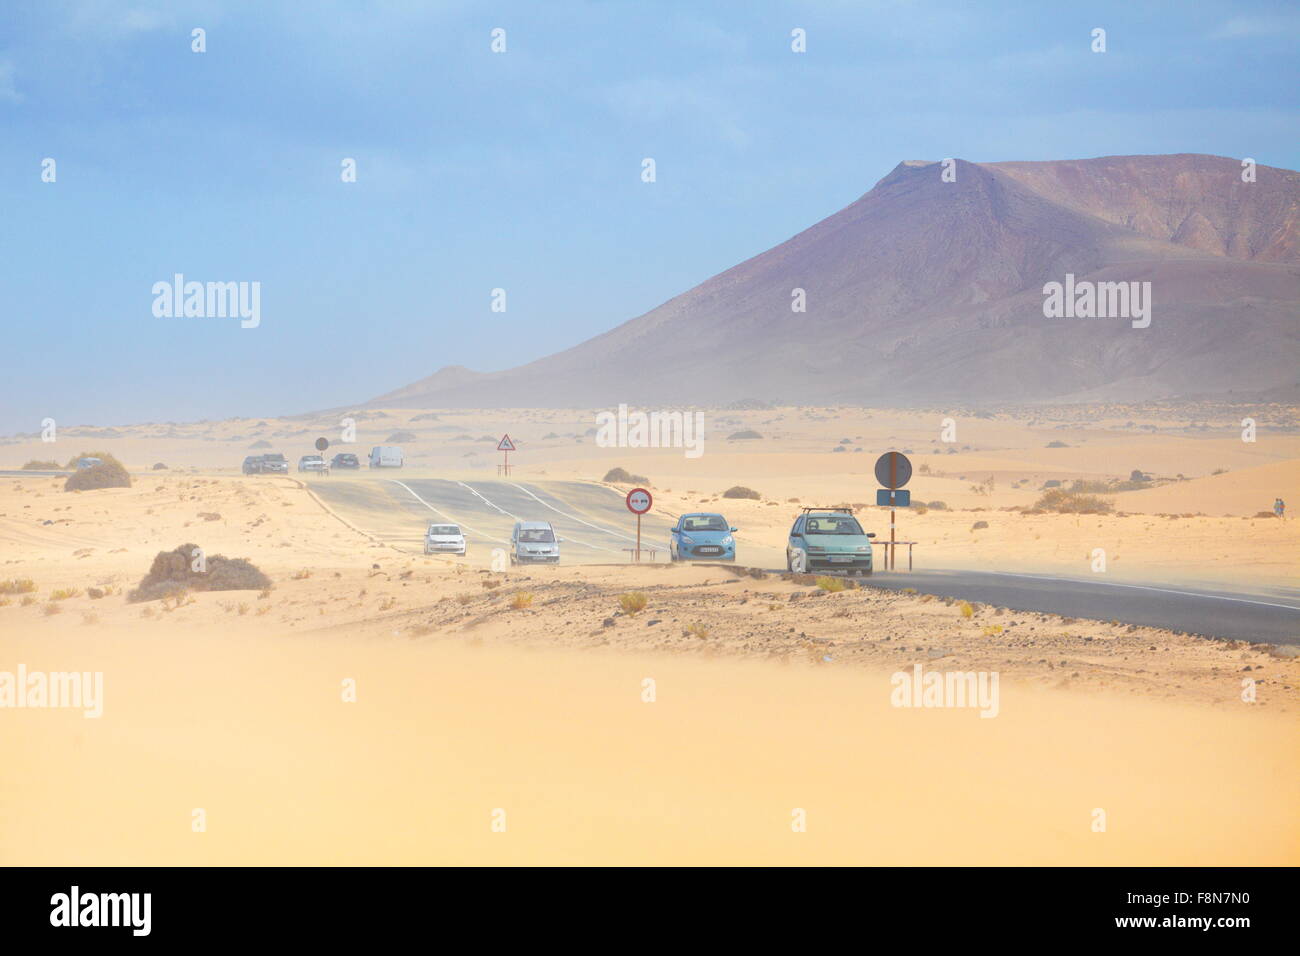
<box><xmin>497</xmin><ymin>434</ymin><xmax>516</xmax><ymax>452</ymax></box>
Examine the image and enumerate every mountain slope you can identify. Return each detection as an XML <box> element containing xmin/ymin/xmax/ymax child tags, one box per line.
<box><xmin>370</xmin><ymin>153</ymin><xmax>1300</xmax><ymax>408</ymax></box>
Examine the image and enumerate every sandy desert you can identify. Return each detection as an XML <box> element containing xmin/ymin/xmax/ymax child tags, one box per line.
<box><xmin>2</xmin><ymin>402</ymin><xmax>1296</xmax><ymax>865</ymax></box>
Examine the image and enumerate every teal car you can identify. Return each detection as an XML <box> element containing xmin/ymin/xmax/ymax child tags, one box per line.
<box><xmin>786</xmin><ymin>508</ymin><xmax>874</xmax><ymax>575</ymax></box>
<box><xmin>669</xmin><ymin>512</ymin><xmax>737</xmax><ymax>561</ymax></box>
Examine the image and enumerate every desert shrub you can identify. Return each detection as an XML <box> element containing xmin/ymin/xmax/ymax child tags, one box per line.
<box><xmin>127</xmin><ymin>543</ymin><xmax>272</xmax><ymax>602</ymax></box>
<box><xmin>960</xmin><ymin>601</ymin><xmax>975</xmax><ymax>618</ymax></box>
<box><xmin>1252</xmin><ymin>511</ymin><xmax>1277</xmax><ymax>519</ymax></box>
<box><xmin>511</xmin><ymin>592</ymin><xmax>534</xmax><ymax>609</ymax></box>
<box><xmin>63</xmin><ymin>451</ymin><xmax>116</xmax><ymax>469</ymax></box>
<box><xmin>0</xmin><ymin>579</ymin><xmax>37</xmax><ymax>595</ymax></box>
<box><xmin>1046</xmin><ymin>441</ymin><xmax>1069</xmax><ymax>448</ymax></box>
<box><xmin>815</xmin><ymin>576</ymin><xmax>845</xmax><ymax>593</ymax></box>
<box><xmin>726</xmin><ymin>430</ymin><xmax>763</xmax><ymax>440</ymax></box>
<box><xmin>49</xmin><ymin>588</ymin><xmax>81</xmax><ymax>601</ymax></box>
<box><xmin>1041</xmin><ymin>480</ymin><xmax>1062</xmax><ymax>489</ymax></box>
<box><xmin>22</xmin><ymin>460</ymin><xmax>61</xmax><ymax>470</ymax></box>
<box><xmin>64</xmin><ymin>455</ymin><xmax>131</xmax><ymax>492</ymax></box>
<box><xmin>722</xmin><ymin>486</ymin><xmax>761</xmax><ymax>500</ymax></box>
<box><xmin>618</xmin><ymin>592</ymin><xmax>648</xmax><ymax>615</ymax></box>
<box><xmin>913</xmin><ymin>504</ymin><xmax>929</xmax><ymax>515</ymax></box>
<box><xmin>385</xmin><ymin>431</ymin><xmax>417</xmax><ymax>443</ymax></box>
<box><xmin>603</xmin><ymin>467</ymin><xmax>649</xmax><ymax>484</ymax></box>
<box><xmin>1068</xmin><ymin>479</ymin><xmax>1111</xmax><ymax>494</ymax></box>
<box><xmin>248</xmin><ymin>440</ymin><xmax>272</xmax><ymax>449</ymax></box>
<box><xmin>1032</xmin><ymin>488</ymin><xmax>1114</xmax><ymax>514</ymax></box>
<box><xmin>971</xmin><ymin>521</ymin><xmax>989</xmax><ymax>531</ymax></box>
<box><xmin>926</xmin><ymin>501</ymin><xmax>948</xmax><ymax>510</ymax></box>
<box><xmin>684</xmin><ymin>622</ymin><xmax>710</xmax><ymax>639</ymax></box>
<box><xmin>152</xmin><ymin>462</ymin><xmax>168</xmax><ymax>470</ymax></box>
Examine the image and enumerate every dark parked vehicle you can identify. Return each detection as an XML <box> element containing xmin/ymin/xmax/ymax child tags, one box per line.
<box><xmin>259</xmin><ymin>453</ymin><xmax>289</xmax><ymax>474</ymax></box>
<box><xmin>242</xmin><ymin>456</ymin><xmax>263</xmax><ymax>475</ymax></box>
<box><xmin>330</xmin><ymin>453</ymin><xmax>360</xmax><ymax>470</ymax></box>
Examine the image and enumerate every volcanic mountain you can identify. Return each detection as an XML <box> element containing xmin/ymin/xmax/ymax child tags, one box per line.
<box><xmin>370</xmin><ymin>153</ymin><xmax>1300</xmax><ymax>407</ymax></box>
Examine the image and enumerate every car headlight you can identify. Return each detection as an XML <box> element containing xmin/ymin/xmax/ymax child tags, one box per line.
<box><xmin>722</xmin><ymin>536</ymin><xmax>733</xmax><ymax>546</ymax></box>
<box><xmin>680</xmin><ymin>534</ymin><xmax>695</xmax><ymax>545</ymax></box>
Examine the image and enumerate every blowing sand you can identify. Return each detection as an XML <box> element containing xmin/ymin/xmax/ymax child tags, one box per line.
<box><xmin>1</xmin><ymin>402</ymin><xmax>1297</xmax><ymax>865</ymax></box>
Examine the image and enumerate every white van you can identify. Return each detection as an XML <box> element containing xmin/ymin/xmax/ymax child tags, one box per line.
<box><xmin>368</xmin><ymin>446</ymin><xmax>404</xmax><ymax>468</ymax></box>
<box><xmin>510</xmin><ymin>521</ymin><xmax>562</xmax><ymax>564</ymax></box>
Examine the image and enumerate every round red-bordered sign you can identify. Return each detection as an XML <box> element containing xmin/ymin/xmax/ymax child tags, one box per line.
<box><xmin>625</xmin><ymin>487</ymin><xmax>653</xmax><ymax>515</ymax></box>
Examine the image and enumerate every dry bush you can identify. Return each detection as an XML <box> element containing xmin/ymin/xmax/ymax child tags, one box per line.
<box><xmin>1032</xmin><ymin>488</ymin><xmax>1114</xmax><ymax>514</ymax></box>
<box><xmin>127</xmin><ymin>543</ymin><xmax>271</xmax><ymax>602</ymax></box>
<box><xmin>21</xmin><ymin>460</ymin><xmax>60</xmax><ymax>470</ymax></box>
<box><xmin>49</xmin><ymin>588</ymin><xmax>82</xmax><ymax>601</ymax></box>
<box><xmin>603</xmin><ymin>467</ymin><xmax>649</xmax><ymax>484</ymax></box>
<box><xmin>0</xmin><ymin>579</ymin><xmax>36</xmax><ymax>595</ymax></box>
<box><xmin>815</xmin><ymin>576</ymin><xmax>845</xmax><ymax>593</ymax></box>
<box><xmin>618</xmin><ymin>592</ymin><xmax>648</xmax><ymax>615</ymax></box>
<box><xmin>64</xmin><ymin>455</ymin><xmax>131</xmax><ymax>492</ymax></box>
<box><xmin>722</xmin><ymin>486</ymin><xmax>761</xmax><ymax>500</ymax></box>
<box><xmin>960</xmin><ymin>601</ymin><xmax>975</xmax><ymax>618</ymax></box>
<box><xmin>511</xmin><ymin>592</ymin><xmax>534</xmax><ymax>610</ymax></box>
<box><xmin>684</xmin><ymin>622</ymin><xmax>710</xmax><ymax>639</ymax></box>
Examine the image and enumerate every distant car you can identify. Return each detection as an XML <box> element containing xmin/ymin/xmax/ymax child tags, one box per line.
<box><xmin>669</xmin><ymin>512</ymin><xmax>737</xmax><ymax>561</ymax></box>
<box><xmin>259</xmin><ymin>453</ymin><xmax>289</xmax><ymax>474</ymax></box>
<box><xmin>75</xmin><ymin>457</ymin><xmax>103</xmax><ymax>470</ymax></box>
<box><xmin>241</xmin><ymin>456</ymin><xmax>263</xmax><ymax>475</ymax></box>
<box><xmin>330</xmin><ymin>453</ymin><xmax>360</xmax><ymax>470</ymax></box>
<box><xmin>424</xmin><ymin>523</ymin><xmax>466</xmax><ymax>556</ymax></box>
<box><xmin>298</xmin><ymin>455</ymin><xmax>328</xmax><ymax>474</ymax></box>
<box><xmin>786</xmin><ymin>508</ymin><xmax>874</xmax><ymax>575</ymax></box>
<box><xmin>368</xmin><ymin>446</ymin><xmax>404</xmax><ymax>468</ymax></box>
<box><xmin>510</xmin><ymin>521</ymin><xmax>562</xmax><ymax>564</ymax></box>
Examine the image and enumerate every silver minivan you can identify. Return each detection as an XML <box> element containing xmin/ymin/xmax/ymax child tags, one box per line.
<box><xmin>510</xmin><ymin>521</ymin><xmax>562</xmax><ymax>564</ymax></box>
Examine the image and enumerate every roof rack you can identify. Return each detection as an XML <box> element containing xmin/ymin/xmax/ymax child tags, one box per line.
<box><xmin>800</xmin><ymin>506</ymin><xmax>855</xmax><ymax>514</ymax></box>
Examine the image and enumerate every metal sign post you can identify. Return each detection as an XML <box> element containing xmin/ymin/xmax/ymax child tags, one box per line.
<box><xmin>315</xmin><ymin>437</ymin><xmax>330</xmax><ymax>476</ymax></box>
<box><xmin>625</xmin><ymin>487</ymin><xmax>652</xmax><ymax>562</ymax></box>
<box><xmin>874</xmin><ymin>452</ymin><xmax>913</xmax><ymax>571</ymax></box>
<box><xmin>497</xmin><ymin>434</ymin><xmax>516</xmax><ymax>476</ymax></box>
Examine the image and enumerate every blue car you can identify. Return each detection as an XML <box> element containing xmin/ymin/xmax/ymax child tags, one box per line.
<box><xmin>669</xmin><ymin>513</ymin><xmax>737</xmax><ymax>561</ymax></box>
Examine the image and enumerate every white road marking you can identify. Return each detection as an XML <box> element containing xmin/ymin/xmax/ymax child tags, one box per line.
<box><xmin>985</xmin><ymin>571</ymin><xmax>1300</xmax><ymax>612</ymax></box>
<box><xmin>388</xmin><ymin>480</ymin><xmax>509</xmax><ymax>545</ymax></box>
<box><xmin>455</xmin><ymin>481</ymin><xmax>620</xmax><ymax>554</ymax></box>
<box><xmin>507</xmin><ymin>482</ymin><xmax>640</xmax><ymax>544</ymax></box>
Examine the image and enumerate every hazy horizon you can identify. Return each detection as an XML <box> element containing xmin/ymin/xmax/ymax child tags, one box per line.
<box><xmin>3</xmin><ymin>0</ymin><xmax>1299</xmax><ymax>432</ymax></box>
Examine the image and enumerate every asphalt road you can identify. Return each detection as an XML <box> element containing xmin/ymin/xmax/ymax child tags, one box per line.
<box><xmin>301</xmin><ymin>474</ymin><xmax>1300</xmax><ymax>645</ymax></box>
<box><xmin>860</xmin><ymin>569</ymin><xmax>1300</xmax><ymax>646</ymax></box>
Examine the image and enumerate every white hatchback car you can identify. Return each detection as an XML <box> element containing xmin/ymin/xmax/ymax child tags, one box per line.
<box><xmin>424</xmin><ymin>523</ymin><xmax>466</xmax><ymax>556</ymax></box>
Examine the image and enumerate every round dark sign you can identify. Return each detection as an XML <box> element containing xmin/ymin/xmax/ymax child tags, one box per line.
<box><xmin>315</xmin><ymin>437</ymin><xmax>329</xmax><ymax>452</ymax></box>
<box><xmin>874</xmin><ymin>452</ymin><xmax>912</xmax><ymax>489</ymax></box>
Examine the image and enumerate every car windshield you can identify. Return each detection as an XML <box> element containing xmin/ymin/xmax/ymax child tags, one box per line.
<box><xmin>682</xmin><ymin>516</ymin><xmax>728</xmax><ymax>532</ymax></box>
<box><xmin>429</xmin><ymin>526</ymin><xmax>460</xmax><ymax>536</ymax></box>
<box><xmin>519</xmin><ymin>529</ymin><xmax>555</xmax><ymax>543</ymax></box>
<box><xmin>804</xmin><ymin>515</ymin><xmax>864</xmax><ymax>535</ymax></box>
<box><xmin>264</xmin><ymin>454</ymin><xmax>285</xmax><ymax>461</ymax></box>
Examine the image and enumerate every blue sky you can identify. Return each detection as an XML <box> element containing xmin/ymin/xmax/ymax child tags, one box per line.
<box><xmin>2</xmin><ymin>0</ymin><xmax>1297</xmax><ymax>432</ymax></box>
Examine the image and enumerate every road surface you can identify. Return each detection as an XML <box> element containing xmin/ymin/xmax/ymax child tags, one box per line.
<box><xmin>302</xmin><ymin>474</ymin><xmax>1300</xmax><ymax>646</ymax></box>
